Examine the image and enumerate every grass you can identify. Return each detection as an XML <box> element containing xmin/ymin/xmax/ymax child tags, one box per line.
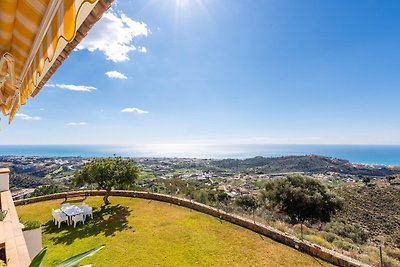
<box><xmin>17</xmin><ymin>196</ymin><xmax>334</xmax><ymax>267</ymax></box>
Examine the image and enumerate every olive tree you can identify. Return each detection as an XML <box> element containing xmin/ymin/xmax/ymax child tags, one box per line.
<box><xmin>264</xmin><ymin>175</ymin><xmax>343</xmax><ymax>238</ymax></box>
<box><xmin>74</xmin><ymin>157</ymin><xmax>140</xmax><ymax>205</ymax></box>
<box><xmin>386</xmin><ymin>175</ymin><xmax>395</xmax><ymax>185</ymax></box>
<box><xmin>362</xmin><ymin>177</ymin><xmax>371</xmax><ymax>186</ymax></box>
<box><xmin>235</xmin><ymin>194</ymin><xmax>261</xmax><ymax>223</ymax></box>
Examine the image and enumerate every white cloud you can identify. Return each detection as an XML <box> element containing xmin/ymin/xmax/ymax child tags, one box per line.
<box><xmin>67</xmin><ymin>122</ymin><xmax>87</xmax><ymax>126</ymax></box>
<box><xmin>105</xmin><ymin>70</ymin><xmax>128</xmax><ymax>79</ymax></box>
<box><xmin>137</xmin><ymin>46</ymin><xmax>147</xmax><ymax>53</ymax></box>
<box><xmin>45</xmin><ymin>83</ymin><xmax>96</xmax><ymax>92</ymax></box>
<box><xmin>121</xmin><ymin>107</ymin><xmax>149</xmax><ymax>114</ymax></box>
<box><xmin>15</xmin><ymin>113</ymin><xmax>41</xmax><ymax>121</ymax></box>
<box><xmin>76</xmin><ymin>10</ymin><xmax>149</xmax><ymax>62</ymax></box>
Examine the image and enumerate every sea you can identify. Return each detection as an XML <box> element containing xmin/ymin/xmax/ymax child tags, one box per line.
<box><xmin>0</xmin><ymin>144</ymin><xmax>400</xmax><ymax>166</ymax></box>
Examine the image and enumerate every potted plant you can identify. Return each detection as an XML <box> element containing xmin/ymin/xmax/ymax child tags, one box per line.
<box><xmin>21</xmin><ymin>220</ymin><xmax>42</xmax><ymax>260</ymax></box>
<box><xmin>0</xmin><ymin>210</ymin><xmax>7</xmax><ymax>221</ymax></box>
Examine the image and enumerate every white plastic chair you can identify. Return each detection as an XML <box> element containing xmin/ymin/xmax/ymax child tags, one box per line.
<box><xmin>72</xmin><ymin>213</ymin><xmax>85</xmax><ymax>228</ymax></box>
<box><xmin>78</xmin><ymin>203</ymin><xmax>93</xmax><ymax>219</ymax></box>
<box><xmin>52</xmin><ymin>208</ymin><xmax>59</xmax><ymax>223</ymax></box>
<box><xmin>52</xmin><ymin>208</ymin><xmax>63</xmax><ymax>224</ymax></box>
<box><xmin>81</xmin><ymin>205</ymin><xmax>93</xmax><ymax>220</ymax></box>
<box><xmin>61</xmin><ymin>203</ymin><xmax>71</xmax><ymax>208</ymax></box>
<box><xmin>52</xmin><ymin>209</ymin><xmax>68</xmax><ymax>228</ymax></box>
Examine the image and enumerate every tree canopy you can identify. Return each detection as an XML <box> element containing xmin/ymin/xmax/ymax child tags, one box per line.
<box><xmin>74</xmin><ymin>157</ymin><xmax>140</xmax><ymax>205</ymax></box>
<box><xmin>362</xmin><ymin>177</ymin><xmax>371</xmax><ymax>186</ymax></box>
<box><xmin>235</xmin><ymin>194</ymin><xmax>261</xmax><ymax>222</ymax></box>
<box><xmin>264</xmin><ymin>175</ymin><xmax>343</xmax><ymax>226</ymax></box>
<box><xmin>31</xmin><ymin>184</ymin><xmax>66</xmax><ymax>197</ymax></box>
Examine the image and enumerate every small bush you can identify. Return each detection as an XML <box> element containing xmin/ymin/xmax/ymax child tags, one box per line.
<box><xmin>357</xmin><ymin>253</ymin><xmax>372</xmax><ymax>265</ymax></box>
<box><xmin>323</xmin><ymin>221</ymin><xmax>368</xmax><ymax>244</ymax></box>
<box><xmin>193</xmin><ymin>190</ymin><xmax>210</xmax><ymax>204</ymax></box>
<box><xmin>304</xmin><ymin>235</ymin><xmax>333</xmax><ymax>249</ymax></box>
<box><xmin>271</xmin><ymin>221</ymin><xmax>292</xmax><ymax>234</ymax></box>
<box><xmin>293</xmin><ymin>224</ymin><xmax>312</xmax><ymax>235</ymax></box>
<box><xmin>332</xmin><ymin>239</ymin><xmax>354</xmax><ymax>251</ymax></box>
<box><xmin>0</xmin><ymin>210</ymin><xmax>7</xmax><ymax>221</ymax></box>
<box><xmin>22</xmin><ymin>220</ymin><xmax>41</xmax><ymax>231</ymax></box>
<box><xmin>386</xmin><ymin>247</ymin><xmax>400</xmax><ymax>261</ymax></box>
<box><xmin>319</xmin><ymin>231</ymin><xmax>337</xmax><ymax>243</ymax></box>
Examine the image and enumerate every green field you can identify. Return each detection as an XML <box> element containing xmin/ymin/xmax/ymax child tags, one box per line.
<box><xmin>17</xmin><ymin>196</ymin><xmax>333</xmax><ymax>267</ymax></box>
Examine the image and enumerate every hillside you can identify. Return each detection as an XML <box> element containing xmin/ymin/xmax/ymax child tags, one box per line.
<box><xmin>212</xmin><ymin>155</ymin><xmax>400</xmax><ymax>177</ymax></box>
<box><xmin>335</xmin><ymin>180</ymin><xmax>400</xmax><ymax>247</ymax></box>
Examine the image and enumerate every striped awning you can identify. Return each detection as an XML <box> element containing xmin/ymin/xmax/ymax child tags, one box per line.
<box><xmin>0</xmin><ymin>0</ymin><xmax>112</xmax><ymax>123</ymax></box>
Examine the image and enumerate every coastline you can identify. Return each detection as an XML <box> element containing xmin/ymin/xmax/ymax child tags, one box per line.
<box><xmin>1</xmin><ymin>144</ymin><xmax>400</xmax><ymax>166</ymax></box>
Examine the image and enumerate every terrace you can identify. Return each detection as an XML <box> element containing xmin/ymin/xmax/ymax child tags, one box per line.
<box><xmin>16</xmin><ymin>196</ymin><xmax>334</xmax><ymax>267</ymax></box>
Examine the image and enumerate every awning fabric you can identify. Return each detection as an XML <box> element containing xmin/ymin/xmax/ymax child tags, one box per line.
<box><xmin>0</xmin><ymin>0</ymin><xmax>112</xmax><ymax>123</ymax></box>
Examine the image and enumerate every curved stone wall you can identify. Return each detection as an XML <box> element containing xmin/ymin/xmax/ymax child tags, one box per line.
<box><xmin>14</xmin><ymin>190</ymin><xmax>368</xmax><ymax>267</ymax></box>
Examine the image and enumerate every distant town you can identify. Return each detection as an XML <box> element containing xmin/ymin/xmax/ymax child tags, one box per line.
<box><xmin>2</xmin><ymin>154</ymin><xmax>399</xmax><ymax>200</ymax></box>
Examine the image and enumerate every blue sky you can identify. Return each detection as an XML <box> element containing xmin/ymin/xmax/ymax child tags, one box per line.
<box><xmin>2</xmin><ymin>0</ymin><xmax>400</xmax><ymax>145</ymax></box>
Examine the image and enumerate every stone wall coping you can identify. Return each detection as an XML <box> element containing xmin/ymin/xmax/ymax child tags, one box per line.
<box><xmin>0</xmin><ymin>168</ymin><xmax>10</xmax><ymax>174</ymax></box>
<box><xmin>14</xmin><ymin>190</ymin><xmax>370</xmax><ymax>267</ymax></box>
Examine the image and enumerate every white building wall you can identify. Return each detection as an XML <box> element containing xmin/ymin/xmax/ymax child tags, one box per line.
<box><xmin>22</xmin><ymin>228</ymin><xmax>42</xmax><ymax>260</ymax></box>
<box><xmin>0</xmin><ymin>168</ymin><xmax>10</xmax><ymax>192</ymax></box>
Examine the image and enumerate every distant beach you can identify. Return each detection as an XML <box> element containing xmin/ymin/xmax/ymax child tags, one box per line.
<box><xmin>1</xmin><ymin>144</ymin><xmax>400</xmax><ymax>166</ymax></box>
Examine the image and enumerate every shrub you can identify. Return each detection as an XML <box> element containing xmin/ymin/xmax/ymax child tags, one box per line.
<box><xmin>0</xmin><ymin>210</ymin><xmax>7</xmax><ymax>221</ymax></box>
<box><xmin>31</xmin><ymin>184</ymin><xmax>66</xmax><ymax>197</ymax></box>
<box><xmin>193</xmin><ymin>190</ymin><xmax>209</xmax><ymax>204</ymax></box>
<box><xmin>293</xmin><ymin>224</ymin><xmax>312</xmax><ymax>235</ymax></box>
<box><xmin>319</xmin><ymin>231</ymin><xmax>337</xmax><ymax>243</ymax></box>
<box><xmin>264</xmin><ymin>175</ymin><xmax>343</xmax><ymax>225</ymax></box>
<box><xmin>303</xmin><ymin>235</ymin><xmax>333</xmax><ymax>249</ymax></box>
<box><xmin>381</xmin><ymin>253</ymin><xmax>400</xmax><ymax>267</ymax></box>
<box><xmin>235</xmin><ymin>195</ymin><xmax>261</xmax><ymax>213</ymax></box>
<box><xmin>323</xmin><ymin>221</ymin><xmax>368</xmax><ymax>244</ymax></box>
<box><xmin>386</xmin><ymin>247</ymin><xmax>400</xmax><ymax>261</ymax></box>
<box><xmin>22</xmin><ymin>220</ymin><xmax>41</xmax><ymax>231</ymax></box>
<box><xmin>362</xmin><ymin>177</ymin><xmax>371</xmax><ymax>186</ymax></box>
<box><xmin>332</xmin><ymin>239</ymin><xmax>354</xmax><ymax>251</ymax></box>
<box><xmin>271</xmin><ymin>221</ymin><xmax>292</xmax><ymax>234</ymax></box>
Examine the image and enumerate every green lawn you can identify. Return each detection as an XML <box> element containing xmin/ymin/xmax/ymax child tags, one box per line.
<box><xmin>17</xmin><ymin>196</ymin><xmax>333</xmax><ymax>267</ymax></box>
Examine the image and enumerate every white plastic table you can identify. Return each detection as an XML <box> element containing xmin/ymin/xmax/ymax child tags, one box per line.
<box><xmin>61</xmin><ymin>205</ymin><xmax>83</xmax><ymax>225</ymax></box>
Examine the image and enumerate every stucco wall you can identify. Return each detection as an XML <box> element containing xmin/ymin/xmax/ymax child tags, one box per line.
<box><xmin>22</xmin><ymin>227</ymin><xmax>42</xmax><ymax>260</ymax></box>
<box><xmin>14</xmin><ymin>190</ymin><xmax>369</xmax><ymax>267</ymax></box>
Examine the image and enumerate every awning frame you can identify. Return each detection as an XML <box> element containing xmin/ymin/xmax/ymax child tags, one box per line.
<box><xmin>0</xmin><ymin>0</ymin><xmax>113</xmax><ymax>123</ymax></box>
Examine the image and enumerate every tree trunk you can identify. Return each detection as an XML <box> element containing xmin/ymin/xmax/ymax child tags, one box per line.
<box><xmin>300</xmin><ymin>222</ymin><xmax>303</xmax><ymax>240</ymax></box>
<box><xmin>103</xmin><ymin>190</ymin><xmax>111</xmax><ymax>205</ymax></box>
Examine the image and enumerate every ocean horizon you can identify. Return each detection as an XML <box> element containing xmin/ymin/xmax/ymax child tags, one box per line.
<box><xmin>1</xmin><ymin>144</ymin><xmax>400</xmax><ymax>166</ymax></box>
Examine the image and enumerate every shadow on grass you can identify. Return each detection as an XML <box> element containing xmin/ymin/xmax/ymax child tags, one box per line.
<box><xmin>43</xmin><ymin>204</ymin><xmax>131</xmax><ymax>245</ymax></box>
